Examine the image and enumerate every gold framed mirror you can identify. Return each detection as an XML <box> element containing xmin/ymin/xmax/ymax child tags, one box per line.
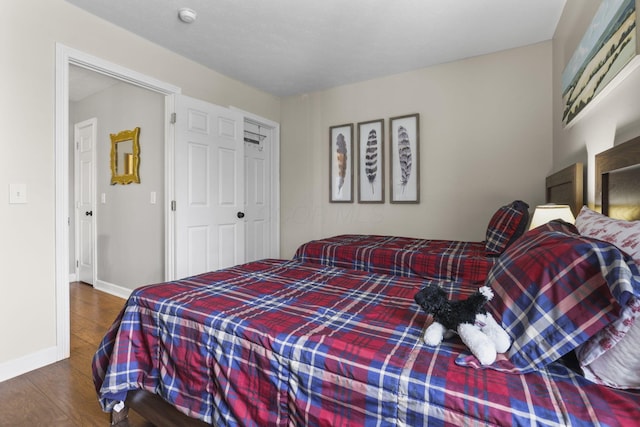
<box><xmin>110</xmin><ymin>127</ymin><xmax>140</xmax><ymax>185</ymax></box>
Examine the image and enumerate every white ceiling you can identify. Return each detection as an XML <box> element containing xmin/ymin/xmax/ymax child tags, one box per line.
<box><xmin>66</xmin><ymin>0</ymin><xmax>566</xmax><ymax>97</ymax></box>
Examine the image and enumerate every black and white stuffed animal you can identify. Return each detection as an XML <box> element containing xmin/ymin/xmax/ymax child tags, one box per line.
<box><xmin>414</xmin><ymin>284</ymin><xmax>511</xmax><ymax>365</ymax></box>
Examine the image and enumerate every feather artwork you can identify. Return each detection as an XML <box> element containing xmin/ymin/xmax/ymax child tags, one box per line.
<box><xmin>365</xmin><ymin>129</ymin><xmax>378</xmax><ymax>193</ymax></box>
<box><xmin>336</xmin><ymin>133</ymin><xmax>347</xmax><ymax>193</ymax></box>
<box><xmin>397</xmin><ymin>126</ymin><xmax>412</xmax><ymax>191</ymax></box>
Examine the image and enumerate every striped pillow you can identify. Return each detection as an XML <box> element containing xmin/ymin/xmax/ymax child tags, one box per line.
<box><xmin>484</xmin><ymin>200</ymin><xmax>529</xmax><ymax>256</ymax></box>
<box><xmin>485</xmin><ymin>223</ymin><xmax>639</xmax><ymax>373</ymax></box>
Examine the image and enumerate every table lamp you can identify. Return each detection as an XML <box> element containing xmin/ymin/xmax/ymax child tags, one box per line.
<box><xmin>529</xmin><ymin>204</ymin><xmax>575</xmax><ymax>230</ymax></box>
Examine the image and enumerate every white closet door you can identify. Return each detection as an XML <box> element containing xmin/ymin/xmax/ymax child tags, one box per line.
<box><xmin>244</xmin><ymin>123</ymin><xmax>272</xmax><ymax>262</ymax></box>
<box><xmin>174</xmin><ymin>95</ymin><xmax>245</xmax><ymax>279</ymax></box>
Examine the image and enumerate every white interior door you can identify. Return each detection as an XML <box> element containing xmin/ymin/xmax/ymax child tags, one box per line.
<box><xmin>174</xmin><ymin>95</ymin><xmax>245</xmax><ymax>279</ymax></box>
<box><xmin>244</xmin><ymin>121</ymin><xmax>272</xmax><ymax>262</ymax></box>
<box><xmin>75</xmin><ymin>118</ymin><xmax>97</xmax><ymax>285</ymax></box>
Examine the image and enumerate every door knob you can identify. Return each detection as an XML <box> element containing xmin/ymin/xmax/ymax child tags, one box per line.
<box><xmin>85</xmin><ymin>211</ymin><xmax>93</xmax><ymax>216</ymax></box>
<box><xmin>237</xmin><ymin>211</ymin><xmax>245</xmax><ymax>219</ymax></box>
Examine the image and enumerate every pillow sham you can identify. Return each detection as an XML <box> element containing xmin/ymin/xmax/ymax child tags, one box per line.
<box><xmin>576</xmin><ymin>296</ymin><xmax>640</xmax><ymax>389</ymax></box>
<box><xmin>575</xmin><ymin>206</ymin><xmax>640</xmax><ymax>265</ymax></box>
<box><xmin>483</xmin><ymin>221</ymin><xmax>639</xmax><ymax>373</ymax></box>
<box><xmin>484</xmin><ymin>200</ymin><xmax>530</xmax><ymax>256</ymax></box>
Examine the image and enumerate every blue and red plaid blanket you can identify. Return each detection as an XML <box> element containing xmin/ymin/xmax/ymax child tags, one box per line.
<box><xmin>93</xmin><ymin>259</ymin><xmax>640</xmax><ymax>426</ymax></box>
<box><xmin>293</xmin><ymin>234</ymin><xmax>494</xmax><ymax>284</ymax></box>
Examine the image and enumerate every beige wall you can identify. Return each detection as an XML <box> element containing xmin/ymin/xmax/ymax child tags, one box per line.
<box><xmin>0</xmin><ymin>0</ymin><xmax>279</xmax><ymax>372</ymax></box>
<box><xmin>553</xmin><ymin>0</ymin><xmax>640</xmax><ymax>206</ymax></box>
<box><xmin>281</xmin><ymin>42</ymin><xmax>553</xmax><ymax>257</ymax></box>
<box><xmin>1</xmin><ymin>0</ymin><xmax>558</xmax><ymax>379</ymax></box>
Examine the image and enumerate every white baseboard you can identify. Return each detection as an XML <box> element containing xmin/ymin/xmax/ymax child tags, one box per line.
<box><xmin>0</xmin><ymin>346</ymin><xmax>59</xmax><ymax>383</ymax></box>
<box><xmin>0</xmin><ymin>281</ymin><xmax>131</xmax><ymax>384</ymax></box>
<box><xmin>69</xmin><ymin>272</ymin><xmax>77</xmax><ymax>282</ymax></box>
<box><xmin>95</xmin><ymin>279</ymin><xmax>133</xmax><ymax>300</ymax></box>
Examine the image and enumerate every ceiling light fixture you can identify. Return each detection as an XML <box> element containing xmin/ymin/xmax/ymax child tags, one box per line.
<box><xmin>178</xmin><ymin>8</ymin><xmax>197</xmax><ymax>24</ymax></box>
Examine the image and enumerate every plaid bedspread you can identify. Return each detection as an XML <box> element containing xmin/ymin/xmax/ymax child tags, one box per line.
<box><xmin>293</xmin><ymin>234</ymin><xmax>494</xmax><ymax>284</ymax></box>
<box><xmin>93</xmin><ymin>259</ymin><xmax>640</xmax><ymax>426</ymax></box>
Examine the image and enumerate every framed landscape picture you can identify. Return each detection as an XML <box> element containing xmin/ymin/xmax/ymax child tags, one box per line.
<box><xmin>562</xmin><ymin>0</ymin><xmax>637</xmax><ymax>126</ymax></box>
<box><xmin>390</xmin><ymin>114</ymin><xmax>419</xmax><ymax>203</ymax></box>
<box><xmin>329</xmin><ymin>123</ymin><xmax>354</xmax><ymax>203</ymax></box>
<box><xmin>357</xmin><ymin>119</ymin><xmax>384</xmax><ymax>203</ymax></box>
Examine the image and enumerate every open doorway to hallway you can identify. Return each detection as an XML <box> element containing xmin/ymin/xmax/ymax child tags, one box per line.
<box><xmin>69</xmin><ymin>65</ymin><xmax>166</xmax><ymax>294</ymax></box>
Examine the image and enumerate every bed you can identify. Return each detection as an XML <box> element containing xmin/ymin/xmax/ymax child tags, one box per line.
<box><xmin>292</xmin><ymin>200</ymin><xmax>530</xmax><ymax>284</ymax></box>
<box><xmin>92</xmin><ymin>140</ymin><xmax>640</xmax><ymax>426</ymax></box>
<box><xmin>93</xmin><ymin>254</ymin><xmax>640</xmax><ymax>426</ymax></box>
<box><xmin>545</xmin><ymin>162</ymin><xmax>584</xmax><ymax>217</ymax></box>
<box><xmin>291</xmin><ymin>163</ymin><xmax>586</xmax><ymax>285</ymax></box>
<box><xmin>596</xmin><ymin>135</ymin><xmax>640</xmax><ymax>220</ymax></box>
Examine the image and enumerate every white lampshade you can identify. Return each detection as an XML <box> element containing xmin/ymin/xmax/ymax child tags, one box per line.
<box><xmin>529</xmin><ymin>204</ymin><xmax>575</xmax><ymax>230</ymax></box>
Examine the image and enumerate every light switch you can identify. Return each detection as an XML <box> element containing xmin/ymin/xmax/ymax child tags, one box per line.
<box><xmin>101</xmin><ymin>193</ymin><xmax>106</xmax><ymax>204</ymax></box>
<box><xmin>150</xmin><ymin>191</ymin><xmax>157</xmax><ymax>204</ymax></box>
<box><xmin>9</xmin><ymin>183</ymin><xmax>27</xmax><ymax>204</ymax></box>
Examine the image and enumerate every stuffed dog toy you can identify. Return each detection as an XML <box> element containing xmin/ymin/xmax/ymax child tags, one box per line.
<box><xmin>414</xmin><ymin>284</ymin><xmax>511</xmax><ymax>365</ymax></box>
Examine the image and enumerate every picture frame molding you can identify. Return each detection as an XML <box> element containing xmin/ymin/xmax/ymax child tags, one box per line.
<box><xmin>357</xmin><ymin>119</ymin><xmax>385</xmax><ymax>203</ymax></box>
<box><xmin>389</xmin><ymin>113</ymin><xmax>420</xmax><ymax>204</ymax></box>
<box><xmin>329</xmin><ymin>123</ymin><xmax>354</xmax><ymax>203</ymax></box>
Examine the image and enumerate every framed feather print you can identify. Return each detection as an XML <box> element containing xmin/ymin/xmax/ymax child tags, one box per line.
<box><xmin>357</xmin><ymin>119</ymin><xmax>385</xmax><ymax>203</ymax></box>
<box><xmin>390</xmin><ymin>113</ymin><xmax>420</xmax><ymax>203</ymax></box>
<box><xmin>329</xmin><ymin>123</ymin><xmax>354</xmax><ymax>203</ymax></box>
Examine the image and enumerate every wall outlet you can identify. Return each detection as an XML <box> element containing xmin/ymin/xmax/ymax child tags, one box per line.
<box><xmin>9</xmin><ymin>183</ymin><xmax>27</xmax><ymax>204</ymax></box>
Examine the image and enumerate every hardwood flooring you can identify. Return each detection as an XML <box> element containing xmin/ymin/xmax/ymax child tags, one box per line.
<box><xmin>0</xmin><ymin>282</ymin><xmax>153</xmax><ymax>426</ymax></box>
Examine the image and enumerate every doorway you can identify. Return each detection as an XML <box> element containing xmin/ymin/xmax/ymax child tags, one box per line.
<box><xmin>55</xmin><ymin>44</ymin><xmax>280</xmax><ymax>361</ymax></box>
<box><xmin>56</xmin><ymin>44</ymin><xmax>180</xmax><ymax>360</ymax></box>
<box><xmin>69</xmin><ymin>66</ymin><xmax>167</xmax><ymax>296</ymax></box>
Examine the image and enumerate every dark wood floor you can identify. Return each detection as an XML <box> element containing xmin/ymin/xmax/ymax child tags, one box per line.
<box><xmin>0</xmin><ymin>282</ymin><xmax>153</xmax><ymax>426</ymax></box>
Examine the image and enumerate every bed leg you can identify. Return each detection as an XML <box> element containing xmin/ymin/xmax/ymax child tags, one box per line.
<box><xmin>110</xmin><ymin>402</ymin><xmax>129</xmax><ymax>425</ymax></box>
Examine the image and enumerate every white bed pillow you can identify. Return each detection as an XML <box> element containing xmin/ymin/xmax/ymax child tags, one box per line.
<box><xmin>577</xmin><ymin>296</ymin><xmax>640</xmax><ymax>389</ymax></box>
<box><xmin>575</xmin><ymin>206</ymin><xmax>640</xmax><ymax>265</ymax></box>
<box><xmin>574</xmin><ymin>206</ymin><xmax>640</xmax><ymax>389</ymax></box>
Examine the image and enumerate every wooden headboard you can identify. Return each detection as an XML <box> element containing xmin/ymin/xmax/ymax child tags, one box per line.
<box><xmin>545</xmin><ymin>163</ymin><xmax>584</xmax><ymax>217</ymax></box>
<box><xmin>595</xmin><ymin>136</ymin><xmax>640</xmax><ymax>220</ymax></box>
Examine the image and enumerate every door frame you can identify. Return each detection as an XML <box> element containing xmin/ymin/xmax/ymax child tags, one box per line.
<box><xmin>73</xmin><ymin>117</ymin><xmax>98</xmax><ymax>285</ymax></box>
<box><xmin>55</xmin><ymin>43</ymin><xmax>181</xmax><ymax>360</ymax></box>
<box><xmin>55</xmin><ymin>45</ymin><xmax>281</xmax><ymax>362</ymax></box>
